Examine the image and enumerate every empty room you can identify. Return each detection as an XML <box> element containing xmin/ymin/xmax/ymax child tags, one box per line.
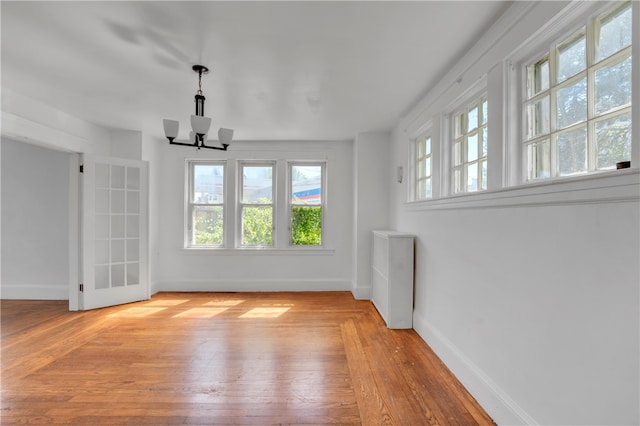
<box><xmin>1</xmin><ymin>1</ymin><xmax>638</xmax><ymax>425</ymax></box>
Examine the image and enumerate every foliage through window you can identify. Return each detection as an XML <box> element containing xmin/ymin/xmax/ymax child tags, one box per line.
<box><xmin>415</xmin><ymin>134</ymin><xmax>432</xmax><ymax>200</ymax></box>
<box><xmin>290</xmin><ymin>164</ymin><xmax>323</xmax><ymax>245</ymax></box>
<box><xmin>453</xmin><ymin>96</ymin><xmax>488</xmax><ymax>193</ymax></box>
<box><xmin>240</xmin><ymin>163</ymin><xmax>274</xmax><ymax>246</ymax></box>
<box><xmin>189</xmin><ymin>162</ymin><xmax>224</xmax><ymax>246</ymax></box>
<box><xmin>524</xmin><ymin>1</ymin><xmax>632</xmax><ymax>180</ymax></box>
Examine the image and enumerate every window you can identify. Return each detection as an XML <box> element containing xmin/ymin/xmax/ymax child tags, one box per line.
<box><xmin>453</xmin><ymin>96</ymin><xmax>488</xmax><ymax>193</ymax></box>
<box><xmin>415</xmin><ymin>134</ymin><xmax>432</xmax><ymax>200</ymax></box>
<box><xmin>188</xmin><ymin>161</ymin><xmax>225</xmax><ymax>247</ymax></box>
<box><xmin>239</xmin><ymin>162</ymin><xmax>274</xmax><ymax>246</ymax></box>
<box><xmin>290</xmin><ymin>163</ymin><xmax>324</xmax><ymax>246</ymax></box>
<box><xmin>524</xmin><ymin>1</ymin><xmax>632</xmax><ymax>180</ymax></box>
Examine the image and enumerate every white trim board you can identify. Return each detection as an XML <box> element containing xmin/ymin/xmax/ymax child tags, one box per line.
<box><xmin>156</xmin><ymin>278</ymin><xmax>351</xmax><ymax>293</ymax></box>
<box><xmin>413</xmin><ymin>311</ymin><xmax>538</xmax><ymax>425</ymax></box>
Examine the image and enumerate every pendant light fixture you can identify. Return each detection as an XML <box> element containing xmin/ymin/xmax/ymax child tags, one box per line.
<box><xmin>163</xmin><ymin>65</ymin><xmax>233</xmax><ymax>150</ymax></box>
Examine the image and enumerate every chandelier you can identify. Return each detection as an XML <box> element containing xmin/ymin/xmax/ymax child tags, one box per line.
<box><xmin>162</xmin><ymin>65</ymin><xmax>233</xmax><ymax>150</ymax></box>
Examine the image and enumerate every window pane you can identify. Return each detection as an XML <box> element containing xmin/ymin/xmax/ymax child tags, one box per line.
<box><xmin>242</xmin><ymin>206</ymin><xmax>273</xmax><ymax>246</ymax></box>
<box><xmin>242</xmin><ymin>165</ymin><xmax>273</xmax><ymax>204</ymax></box>
<box><xmin>424</xmin><ymin>178</ymin><xmax>432</xmax><ymax>198</ymax></box>
<box><xmin>466</xmin><ymin>162</ymin><xmax>478</xmax><ymax>192</ymax></box>
<box><xmin>557</xmin><ymin>31</ymin><xmax>585</xmax><ymax>82</ymax></box>
<box><xmin>291</xmin><ymin>165</ymin><xmax>322</xmax><ymax>205</ymax></box>
<box><xmin>527</xmin><ymin>139</ymin><xmax>551</xmax><ymax>180</ymax></box>
<box><xmin>528</xmin><ymin>57</ymin><xmax>550</xmax><ymax>96</ymax></box>
<box><xmin>291</xmin><ymin>206</ymin><xmax>322</xmax><ymax>245</ymax></box>
<box><xmin>595</xmin><ymin>56</ymin><xmax>632</xmax><ymax>115</ymax></box>
<box><xmin>418</xmin><ymin>139</ymin><xmax>425</xmax><ymax>157</ymax></box>
<box><xmin>480</xmin><ymin>160</ymin><xmax>487</xmax><ymax>191</ymax></box>
<box><xmin>454</xmin><ymin>168</ymin><xmax>463</xmax><ymax>193</ymax></box>
<box><xmin>194</xmin><ymin>164</ymin><xmax>224</xmax><ymax>203</ymax></box>
<box><xmin>455</xmin><ymin>114</ymin><xmax>464</xmax><ymax>138</ymax></box>
<box><xmin>482</xmin><ymin>127</ymin><xmax>488</xmax><ymax>156</ymax></box>
<box><xmin>526</xmin><ymin>96</ymin><xmax>550</xmax><ymax>139</ymax></box>
<box><xmin>596</xmin><ymin>2</ymin><xmax>632</xmax><ymax>62</ymax></box>
<box><xmin>467</xmin><ymin>106</ymin><xmax>478</xmax><ymax>133</ymax></box>
<box><xmin>481</xmin><ymin>98</ymin><xmax>488</xmax><ymax>125</ymax></box>
<box><xmin>194</xmin><ymin>206</ymin><xmax>223</xmax><ymax>245</ymax></box>
<box><xmin>557</xmin><ymin>126</ymin><xmax>587</xmax><ymax>176</ymax></box>
<box><xmin>425</xmin><ymin>157</ymin><xmax>431</xmax><ymax>178</ymax></box>
<box><xmin>467</xmin><ymin>133</ymin><xmax>478</xmax><ymax>162</ymax></box>
<box><xmin>556</xmin><ymin>78</ymin><xmax>587</xmax><ymax>129</ymax></box>
<box><xmin>425</xmin><ymin>137</ymin><xmax>431</xmax><ymax>154</ymax></box>
<box><xmin>454</xmin><ymin>141</ymin><xmax>462</xmax><ymax>166</ymax></box>
<box><xmin>416</xmin><ymin>179</ymin><xmax>425</xmax><ymax>200</ymax></box>
<box><xmin>596</xmin><ymin>112</ymin><xmax>632</xmax><ymax>169</ymax></box>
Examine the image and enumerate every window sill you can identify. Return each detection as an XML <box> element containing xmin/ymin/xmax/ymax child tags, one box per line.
<box><xmin>178</xmin><ymin>247</ymin><xmax>336</xmax><ymax>256</ymax></box>
<box><xmin>405</xmin><ymin>168</ymin><xmax>640</xmax><ymax>211</ymax></box>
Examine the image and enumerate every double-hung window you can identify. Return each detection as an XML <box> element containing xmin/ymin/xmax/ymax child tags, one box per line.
<box><xmin>524</xmin><ymin>1</ymin><xmax>632</xmax><ymax>180</ymax></box>
<box><xmin>239</xmin><ymin>162</ymin><xmax>275</xmax><ymax>247</ymax></box>
<box><xmin>289</xmin><ymin>163</ymin><xmax>324</xmax><ymax>246</ymax></box>
<box><xmin>188</xmin><ymin>161</ymin><xmax>225</xmax><ymax>247</ymax></box>
<box><xmin>453</xmin><ymin>95</ymin><xmax>488</xmax><ymax>193</ymax></box>
<box><xmin>415</xmin><ymin>133</ymin><xmax>432</xmax><ymax>200</ymax></box>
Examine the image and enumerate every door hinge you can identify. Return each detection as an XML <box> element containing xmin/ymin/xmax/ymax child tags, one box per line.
<box><xmin>79</xmin><ymin>165</ymin><xmax>84</xmax><ymax>173</ymax></box>
<box><xmin>79</xmin><ymin>283</ymin><xmax>84</xmax><ymax>292</ymax></box>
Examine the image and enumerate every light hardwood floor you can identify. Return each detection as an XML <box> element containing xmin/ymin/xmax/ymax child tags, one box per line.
<box><xmin>1</xmin><ymin>292</ymin><xmax>494</xmax><ymax>425</ymax></box>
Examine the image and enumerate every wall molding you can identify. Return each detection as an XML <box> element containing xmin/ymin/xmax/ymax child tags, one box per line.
<box><xmin>156</xmin><ymin>278</ymin><xmax>351</xmax><ymax>293</ymax></box>
<box><xmin>413</xmin><ymin>311</ymin><xmax>538</xmax><ymax>425</ymax></box>
<box><xmin>351</xmin><ymin>284</ymin><xmax>371</xmax><ymax>300</ymax></box>
<box><xmin>404</xmin><ymin>169</ymin><xmax>639</xmax><ymax>211</ymax></box>
<box><xmin>1</xmin><ymin>284</ymin><xmax>69</xmax><ymax>300</ymax></box>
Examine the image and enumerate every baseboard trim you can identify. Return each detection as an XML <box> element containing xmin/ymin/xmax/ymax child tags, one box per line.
<box><xmin>351</xmin><ymin>285</ymin><xmax>371</xmax><ymax>300</ymax></box>
<box><xmin>1</xmin><ymin>284</ymin><xmax>68</xmax><ymax>300</ymax></box>
<box><xmin>413</xmin><ymin>311</ymin><xmax>538</xmax><ymax>426</ymax></box>
<box><xmin>156</xmin><ymin>279</ymin><xmax>351</xmax><ymax>293</ymax></box>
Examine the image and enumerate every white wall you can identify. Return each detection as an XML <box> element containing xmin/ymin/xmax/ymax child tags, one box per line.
<box><xmin>390</xmin><ymin>1</ymin><xmax>639</xmax><ymax>425</ymax></box>
<box><xmin>352</xmin><ymin>131</ymin><xmax>390</xmax><ymax>299</ymax></box>
<box><xmin>154</xmin><ymin>139</ymin><xmax>354</xmax><ymax>292</ymax></box>
<box><xmin>1</xmin><ymin>138</ymin><xmax>72</xmax><ymax>299</ymax></box>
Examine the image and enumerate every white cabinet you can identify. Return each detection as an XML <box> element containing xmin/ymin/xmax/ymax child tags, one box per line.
<box><xmin>371</xmin><ymin>230</ymin><xmax>414</xmax><ymax>329</ymax></box>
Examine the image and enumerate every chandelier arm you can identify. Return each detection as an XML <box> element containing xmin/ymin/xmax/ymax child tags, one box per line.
<box><xmin>199</xmin><ymin>142</ymin><xmax>229</xmax><ymax>151</ymax></box>
<box><xmin>169</xmin><ymin>140</ymin><xmax>199</xmax><ymax>148</ymax></box>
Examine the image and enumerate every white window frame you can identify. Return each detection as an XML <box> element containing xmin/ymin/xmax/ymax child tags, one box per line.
<box><xmin>238</xmin><ymin>161</ymin><xmax>276</xmax><ymax>248</ymax></box>
<box><xmin>451</xmin><ymin>93</ymin><xmax>488</xmax><ymax>194</ymax></box>
<box><xmin>517</xmin><ymin>0</ymin><xmax>634</xmax><ymax>182</ymax></box>
<box><xmin>186</xmin><ymin>160</ymin><xmax>226</xmax><ymax>248</ymax></box>
<box><xmin>288</xmin><ymin>161</ymin><xmax>326</xmax><ymax>247</ymax></box>
<box><xmin>412</xmin><ymin>130</ymin><xmax>433</xmax><ymax>201</ymax></box>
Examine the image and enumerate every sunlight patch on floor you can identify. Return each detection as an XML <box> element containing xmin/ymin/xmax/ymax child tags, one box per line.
<box><xmin>239</xmin><ymin>307</ymin><xmax>290</xmax><ymax>318</ymax></box>
<box><xmin>108</xmin><ymin>307</ymin><xmax>167</xmax><ymax>317</ymax></box>
<box><xmin>172</xmin><ymin>307</ymin><xmax>229</xmax><ymax>318</ymax></box>
<box><xmin>204</xmin><ymin>300</ymin><xmax>245</xmax><ymax>307</ymax></box>
<box><xmin>144</xmin><ymin>299</ymin><xmax>189</xmax><ymax>306</ymax></box>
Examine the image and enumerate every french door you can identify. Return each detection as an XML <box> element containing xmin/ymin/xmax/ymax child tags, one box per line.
<box><xmin>80</xmin><ymin>155</ymin><xmax>149</xmax><ymax>310</ymax></box>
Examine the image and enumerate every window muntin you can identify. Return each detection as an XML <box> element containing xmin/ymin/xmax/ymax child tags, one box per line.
<box><xmin>453</xmin><ymin>96</ymin><xmax>488</xmax><ymax>193</ymax></box>
<box><xmin>239</xmin><ymin>163</ymin><xmax>274</xmax><ymax>247</ymax></box>
<box><xmin>289</xmin><ymin>163</ymin><xmax>324</xmax><ymax>246</ymax></box>
<box><xmin>524</xmin><ymin>1</ymin><xmax>632</xmax><ymax>180</ymax></box>
<box><xmin>188</xmin><ymin>161</ymin><xmax>225</xmax><ymax>247</ymax></box>
<box><xmin>415</xmin><ymin>134</ymin><xmax>432</xmax><ymax>200</ymax></box>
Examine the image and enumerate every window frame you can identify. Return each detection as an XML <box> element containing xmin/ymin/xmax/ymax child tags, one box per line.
<box><xmin>186</xmin><ymin>160</ymin><xmax>226</xmax><ymax>248</ymax></box>
<box><xmin>238</xmin><ymin>160</ymin><xmax>276</xmax><ymax>248</ymax></box>
<box><xmin>521</xmin><ymin>0</ymin><xmax>633</xmax><ymax>181</ymax></box>
<box><xmin>288</xmin><ymin>161</ymin><xmax>326</xmax><ymax>247</ymax></box>
<box><xmin>451</xmin><ymin>94</ymin><xmax>489</xmax><ymax>194</ymax></box>
<box><xmin>413</xmin><ymin>131</ymin><xmax>433</xmax><ymax>201</ymax></box>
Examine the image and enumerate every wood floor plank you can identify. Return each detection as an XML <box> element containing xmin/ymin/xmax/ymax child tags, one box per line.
<box><xmin>1</xmin><ymin>292</ymin><xmax>494</xmax><ymax>425</ymax></box>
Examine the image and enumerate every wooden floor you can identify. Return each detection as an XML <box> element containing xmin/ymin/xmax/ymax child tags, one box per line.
<box><xmin>1</xmin><ymin>292</ymin><xmax>494</xmax><ymax>425</ymax></box>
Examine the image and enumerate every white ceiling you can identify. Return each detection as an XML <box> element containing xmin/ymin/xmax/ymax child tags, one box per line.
<box><xmin>1</xmin><ymin>1</ymin><xmax>510</xmax><ymax>141</ymax></box>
